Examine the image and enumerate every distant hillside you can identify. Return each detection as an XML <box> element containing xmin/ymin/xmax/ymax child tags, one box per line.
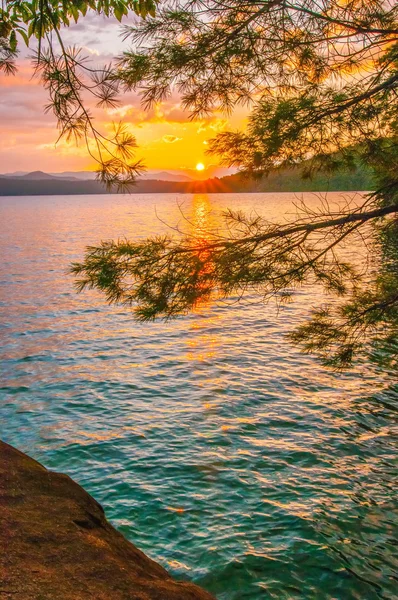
<box><xmin>221</xmin><ymin>165</ymin><xmax>375</xmax><ymax>193</ymax></box>
<box><xmin>0</xmin><ymin>170</ymin><xmax>79</xmax><ymax>181</ymax></box>
<box><xmin>140</xmin><ymin>171</ymin><xmax>193</xmax><ymax>182</ymax></box>
<box><xmin>18</xmin><ymin>171</ymin><xmax>64</xmax><ymax>180</ymax></box>
<box><xmin>0</xmin><ymin>177</ymin><xmax>227</xmax><ymax>196</ymax></box>
<box><xmin>46</xmin><ymin>170</ymin><xmax>193</xmax><ymax>182</ymax></box>
<box><xmin>0</xmin><ymin>165</ymin><xmax>375</xmax><ymax>196</ymax></box>
<box><xmin>49</xmin><ymin>171</ymin><xmax>97</xmax><ymax>180</ymax></box>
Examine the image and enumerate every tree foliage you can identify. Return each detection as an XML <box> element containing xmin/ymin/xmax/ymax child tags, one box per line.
<box><xmin>0</xmin><ymin>0</ymin><xmax>159</xmax><ymax>187</ymax></box>
<box><xmin>2</xmin><ymin>0</ymin><xmax>398</xmax><ymax>367</ymax></box>
<box><xmin>71</xmin><ymin>195</ymin><xmax>398</xmax><ymax>368</ymax></box>
<box><xmin>117</xmin><ymin>0</ymin><xmax>397</xmax><ymax>175</ymax></box>
<box><xmin>79</xmin><ymin>0</ymin><xmax>398</xmax><ymax>368</ymax></box>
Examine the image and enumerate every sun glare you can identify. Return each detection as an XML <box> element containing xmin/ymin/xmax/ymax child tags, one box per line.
<box><xmin>196</xmin><ymin>162</ymin><xmax>205</xmax><ymax>171</ymax></box>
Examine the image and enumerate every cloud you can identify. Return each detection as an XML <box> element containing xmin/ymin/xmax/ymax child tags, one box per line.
<box><xmin>197</xmin><ymin>118</ymin><xmax>228</xmax><ymax>134</ymax></box>
<box><xmin>107</xmin><ymin>98</ymin><xmax>229</xmax><ymax>131</ymax></box>
<box><xmin>108</xmin><ymin>101</ymin><xmax>188</xmax><ymax>126</ymax></box>
<box><xmin>81</xmin><ymin>46</ymin><xmax>100</xmax><ymax>56</ymax></box>
<box><xmin>0</xmin><ymin>17</ymin><xmax>248</xmax><ymax>173</ymax></box>
<box><xmin>107</xmin><ymin>104</ymin><xmax>137</xmax><ymax>118</ymax></box>
<box><xmin>162</xmin><ymin>135</ymin><xmax>182</xmax><ymax>144</ymax></box>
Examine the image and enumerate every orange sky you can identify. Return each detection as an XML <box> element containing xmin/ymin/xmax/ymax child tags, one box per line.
<box><xmin>0</xmin><ymin>14</ymin><xmax>247</xmax><ymax>177</ymax></box>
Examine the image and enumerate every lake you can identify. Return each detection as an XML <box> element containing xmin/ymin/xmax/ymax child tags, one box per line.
<box><xmin>1</xmin><ymin>192</ymin><xmax>397</xmax><ymax>599</ymax></box>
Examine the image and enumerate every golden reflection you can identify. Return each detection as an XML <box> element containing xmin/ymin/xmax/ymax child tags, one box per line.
<box><xmin>189</xmin><ymin>193</ymin><xmax>220</xmax><ymax>313</ymax></box>
<box><xmin>183</xmin><ymin>194</ymin><xmax>226</xmax><ymax>414</ymax></box>
<box><xmin>186</xmin><ymin>193</ymin><xmax>218</xmax><ymax>322</ymax></box>
<box><xmin>190</xmin><ymin>193</ymin><xmax>217</xmax><ymax>243</ymax></box>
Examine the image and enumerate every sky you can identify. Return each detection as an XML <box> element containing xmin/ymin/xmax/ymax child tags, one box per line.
<box><xmin>0</xmin><ymin>13</ymin><xmax>247</xmax><ymax>178</ymax></box>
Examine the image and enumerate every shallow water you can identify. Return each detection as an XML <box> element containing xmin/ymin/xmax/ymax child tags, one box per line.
<box><xmin>1</xmin><ymin>192</ymin><xmax>397</xmax><ymax>599</ymax></box>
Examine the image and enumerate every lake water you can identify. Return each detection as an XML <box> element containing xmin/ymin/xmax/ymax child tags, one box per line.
<box><xmin>1</xmin><ymin>192</ymin><xmax>397</xmax><ymax>599</ymax></box>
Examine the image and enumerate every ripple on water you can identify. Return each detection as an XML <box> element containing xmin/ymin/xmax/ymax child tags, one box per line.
<box><xmin>0</xmin><ymin>193</ymin><xmax>397</xmax><ymax>600</ymax></box>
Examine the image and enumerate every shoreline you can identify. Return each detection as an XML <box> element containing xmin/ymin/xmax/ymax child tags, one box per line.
<box><xmin>0</xmin><ymin>440</ymin><xmax>215</xmax><ymax>600</ymax></box>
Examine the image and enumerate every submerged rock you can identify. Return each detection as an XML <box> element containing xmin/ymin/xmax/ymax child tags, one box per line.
<box><xmin>0</xmin><ymin>441</ymin><xmax>215</xmax><ymax>600</ymax></box>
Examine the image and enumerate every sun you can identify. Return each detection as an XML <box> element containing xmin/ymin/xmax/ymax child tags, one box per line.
<box><xmin>196</xmin><ymin>162</ymin><xmax>205</xmax><ymax>171</ymax></box>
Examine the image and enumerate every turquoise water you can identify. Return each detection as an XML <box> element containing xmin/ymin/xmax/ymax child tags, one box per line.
<box><xmin>1</xmin><ymin>193</ymin><xmax>397</xmax><ymax>599</ymax></box>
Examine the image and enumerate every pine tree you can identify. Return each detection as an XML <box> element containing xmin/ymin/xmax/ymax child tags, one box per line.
<box><xmin>2</xmin><ymin>1</ymin><xmax>397</xmax><ymax>366</ymax></box>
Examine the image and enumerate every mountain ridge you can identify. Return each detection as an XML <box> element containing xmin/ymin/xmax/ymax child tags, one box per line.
<box><xmin>0</xmin><ymin>165</ymin><xmax>375</xmax><ymax>195</ymax></box>
<box><xmin>0</xmin><ymin>170</ymin><xmax>194</xmax><ymax>182</ymax></box>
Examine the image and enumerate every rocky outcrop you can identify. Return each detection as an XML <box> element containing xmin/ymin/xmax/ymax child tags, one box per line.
<box><xmin>0</xmin><ymin>441</ymin><xmax>215</xmax><ymax>600</ymax></box>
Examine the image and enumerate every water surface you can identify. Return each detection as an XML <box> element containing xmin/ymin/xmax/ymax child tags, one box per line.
<box><xmin>1</xmin><ymin>193</ymin><xmax>397</xmax><ymax>599</ymax></box>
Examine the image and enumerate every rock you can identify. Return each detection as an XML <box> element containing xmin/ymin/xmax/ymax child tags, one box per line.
<box><xmin>0</xmin><ymin>441</ymin><xmax>215</xmax><ymax>600</ymax></box>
